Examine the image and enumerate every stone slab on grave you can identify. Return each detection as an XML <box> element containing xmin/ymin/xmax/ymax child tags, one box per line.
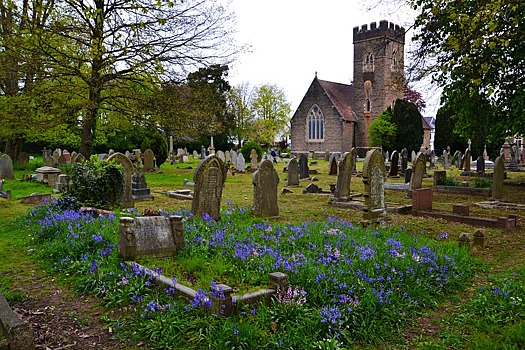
<box><xmin>191</xmin><ymin>154</ymin><xmax>227</xmax><ymax>220</ymax></box>
<box><xmin>166</xmin><ymin>190</ymin><xmax>193</xmax><ymax>200</ymax></box>
<box><xmin>20</xmin><ymin>193</ymin><xmax>52</xmax><ymax>204</ymax></box>
<box><xmin>252</xmin><ymin>159</ymin><xmax>280</xmax><ymax>217</ymax></box>
<box><xmin>118</xmin><ymin>215</ymin><xmax>184</xmax><ymax>259</ymax></box>
<box><xmin>35</xmin><ymin>166</ymin><xmax>61</xmax><ymax>187</ymax></box>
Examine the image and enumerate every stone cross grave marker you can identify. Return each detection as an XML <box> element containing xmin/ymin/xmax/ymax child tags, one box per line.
<box><xmin>334</xmin><ymin>152</ymin><xmax>354</xmax><ymax>199</ymax></box>
<box><xmin>0</xmin><ymin>154</ymin><xmax>14</xmax><ymax>179</ymax></box>
<box><xmin>362</xmin><ymin>149</ymin><xmax>387</xmax><ymax>222</ymax></box>
<box><xmin>286</xmin><ymin>158</ymin><xmax>299</xmax><ymax>186</ymax></box>
<box><xmin>492</xmin><ymin>156</ymin><xmax>504</xmax><ymax>200</ymax></box>
<box><xmin>252</xmin><ymin>159</ymin><xmax>280</xmax><ymax>217</ymax></box>
<box><xmin>191</xmin><ymin>155</ymin><xmax>227</xmax><ymax>220</ymax></box>
<box><xmin>298</xmin><ymin>154</ymin><xmax>309</xmax><ymax>179</ymax></box>
<box><xmin>118</xmin><ymin>215</ymin><xmax>184</xmax><ymax>259</ymax></box>
<box><xmin>143</xmin><ymin>149</ymin><xmax>155</xmax><ymax>171</ymax></box>
<box><xmin>409</xmin><ymin>152</ymin><xmax>426</xmax><ymax>198</ymax></box>
<box><xmin>389</xmin><ymin>150</ymin><xmax>399</xmax><ymax>177</ymax></box>
<box><xmin>107</xmin><ymin>152</ymin><xmax>135</xmax><ymax>208</ymax></box>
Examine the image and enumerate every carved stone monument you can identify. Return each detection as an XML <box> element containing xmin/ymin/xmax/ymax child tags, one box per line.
<box><xmin>362</xmin><ymin>149</ymin><xmax>387</xmax><ymax>222</ymax></box>
<box><xmin>191</xmin><ymin>155</ymin><xmax>227</xmax><ymax>220</ymax></box>
<box><xmin>252</xmin><ymin>159</ymin><xmax>280</xmax><ymax>217</ymax></box>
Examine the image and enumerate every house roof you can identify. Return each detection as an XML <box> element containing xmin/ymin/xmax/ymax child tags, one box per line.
<box><xmin>317</xmin><ymin>79</ymin><xmax>357</xmax><ymax>122</ymax></box>
<box><xmin>422</xmin><ymin>116</ymin><xmax>432</xmax><ymax>130</ymax></box>
<box><xmin>423</xmin><ymin>116</ymin><xmax>435</xmax><ymax>129</ymax></box>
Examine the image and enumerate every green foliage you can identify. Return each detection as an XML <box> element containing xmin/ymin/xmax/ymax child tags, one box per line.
<box><xmin>434</xmin><ymin>106</ymin><xmax>467</xmax><ymax>155</ymax></box>
<box><xmin>65</xmin><ymin>156</ymin><xmax>124</xmax><ymax>209</ymax></box>
<box><xmin>369</xmin><ymin>109</ymin><xmax>397</xmax><ymax>149</ymax></box>
<box><xmin>385</xmin><ymin>99</ymin><xmax>424</xmax><ymax>153</ymax></box>
<box><xmin>436</xmin><ymin>177</ymin><xmax>461</xmax><ymax>187</ymax></box>
<box><xmin>240</xmin><ymin>141</ymin><xmax>262</xmax><ymax>163</ymax></box>
<box><xmin>473</xmin><ymin>177</ymin><xmax>492</xmax><ymax>189</ymax></box>
<box><xmin>249</xmin><ymin>84</ymin><xmax>291</xmax><ymax>144</ymax></box>
<box><xmin>141</xmin><ymin>132</ymin><xmax>168</xmax><ymax>168</ymax></box>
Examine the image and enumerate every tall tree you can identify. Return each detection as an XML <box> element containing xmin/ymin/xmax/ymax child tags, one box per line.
<box><xmin>250</xmin><ymin>84</ymin><xmax>291</xmax><ymax>145</ymax></box>
<box><xmin>227</xmin><ymin>82</ymin><xmax>255</xmax><ymax>146</ymax></box>
<box><xmin>37</xmin><ymin>0</ymin><xmax>239</xmax><ymax>157</ymax></box>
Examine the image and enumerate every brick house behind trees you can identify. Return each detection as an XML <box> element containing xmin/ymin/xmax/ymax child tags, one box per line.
<box><xmin>290</xmin><ymin>20</ymin><xmax>430</xmax><ymax>156</ymax></box>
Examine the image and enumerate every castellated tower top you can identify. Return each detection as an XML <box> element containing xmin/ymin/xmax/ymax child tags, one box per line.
<box><xmin>353</xmin><ymin>20</ymin><xmax>405</xmax><ymax>44</ymax></box>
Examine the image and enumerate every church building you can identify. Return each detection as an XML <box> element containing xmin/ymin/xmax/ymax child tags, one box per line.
<box><xmin>290</xmin><ymin>20</ymin><xmax>427</xmax><ymax>156</ymax></box>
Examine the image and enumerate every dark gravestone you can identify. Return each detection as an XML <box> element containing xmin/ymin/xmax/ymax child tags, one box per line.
<box><xmin>107</xmin><ymin>152</ymin><xmax>135</xmax><ymax>208</ymax></box>
<box><xmin>457</xmin><ymin>151</ymin><xmax>463</xmax><ymax>170</ymax></box>
<box><xmin>476</xmin><ymin>156</ymin><xmax>485</xmax><ymax>175</ymax></box>
<box><xmin>389</xmin><ymin>150</ymin><xmax>399</xmax><ymax>177</ymax></box>
<box><xmin>463</xmin><ymin>148</ymin><xmax>471</xmax><ymax>172</ymax></box>
<box><xmin>492</xmin><ymin>156</ymin><xmax>505</xmax><ymax>200</ymax></box>
<box><xmin>0</xmin><ymin>154</ymin><xmax>14</xmax><ymax>179</ymax></box>
<box><xmin>118</xmin><ymin>215</ymin><xmax>184</xmax><ymax>259</ymax></box>
<box><xmin>433</xmin><ymin>170</ymin><xmax>447</xmax><ymax>188</ymax></box>
<box><xmin>328</xmin><ymin>154</ymin><xmax>338</xmax><ymax>176</ymax></box>
<box><xmin>18</xmin><ymin>152</ymin><xmax>29</xmax><ymax>165</ymax></box>
<box><xmin>286</xmin><ymin>158</ymin><xmax>299</xmax><ymax>186</ymax></box>
<box><xmin>334</xmin><ymin>152</ymin><xmax>354</xmax><ymax>199</ymax></box>
<box><xmin>298</xmin><ymin>154</ymin><xmax>309</xmax><ymax>179</ymax></box>
<box><xmin>404</xmin><ymin>167</ymin><xmax>412</xmax><ymax>184</ymax></box>
<box><xmin>362</xmin><ymin>149</ymin><xmax>387</xmax><ymax>222</ymax></box>
<box><xmin>191</xmin><ymin>155</ymin><xmax>227</xmax><ymax>220</ymax></box>
<box><xmin>252</xmin><ymin>159</ymin><xmax>279</xmax><ymax>217</ymax></box>
<box><xmin>400</xmin><ymin>148</ymin><xmax>408</xmax><ymax>175</ymax></box>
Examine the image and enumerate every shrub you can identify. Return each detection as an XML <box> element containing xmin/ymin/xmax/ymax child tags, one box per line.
<box><xmin>437</xmin><ymin>177</ymin><xmax>461</xmax><ymax>187</ymax></box>
<box><xmin>473</xmin><ymin>177</ymin><xmax>492</xmax><ymax>188</ymax></box>
<box><xmin>65</xmin><ymin>156</ymin><xmax>124</xmax><ymax>209</ymax></box>
<box><xmin>240</xmin><ymin>141</ymin><xmax>262</xmax><ymax>163</ymax></box>
<box><xmin>142</xmin><ymin>132</ymin><xmax>169</xmax><ymax>168</ymax></box>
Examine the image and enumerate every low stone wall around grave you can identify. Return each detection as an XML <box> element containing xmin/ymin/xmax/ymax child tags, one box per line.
<box><xmin>434</xmin><ymin>185</ymin><xmax>491</xmax><ymax>196</ymax></box>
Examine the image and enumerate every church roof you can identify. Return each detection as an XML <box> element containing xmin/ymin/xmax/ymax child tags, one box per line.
<box><xmin>317</xmin><ymin>79</ymin><xmax>356</xmax><ymax>122</ymax></box>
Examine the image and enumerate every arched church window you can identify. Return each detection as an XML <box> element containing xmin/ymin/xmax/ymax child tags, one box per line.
<box><xmin>363</xmin><ymin>51</ymin><xmax>374</xmax><ymax>72</ymax></box>
<box><xmin>306</xmin><ymin>105</ymin><xmax>324</xmax><ymax>141</ymax></box>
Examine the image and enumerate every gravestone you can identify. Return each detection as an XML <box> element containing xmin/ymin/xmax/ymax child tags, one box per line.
<box><xmin>131</xmin><ymin>155</ymin><xmax>154</xmax><ymax>202</ymax></box>
<box><xmin>52</xmin><ymin>149</ymin><xmax>60</xmax><ymax>165</ymax></box>
<box><xmin>143</xmin><ymin>149</ymin><xmax>155</xmax><ymax>171</ymax></box>
<box><xmin>400</xmin><ymin>148</ymin><xmax>408</xmax><ymax>175</ymax></box>
<box><xmin>58</xmin><ymin>153</ymin><xmax>67</xmax><ymax>166</ymax></box>
<box><xmin>429</xmin><ymin>150</ymin><xmax>436</xmax><ymax>169</ymax></box>
<box><xmin>411</xmin><ymin>150</ymin><xmax>417</xmax><ymax>164</ymax></box>
<box><xmin>463</xmin><ymin>148</ymin><xmax>471</xmax><ymax>172</ymax></box>
<box><xmin>54</xmin><ymin>174</ymin><xmax>69</xmax><ymax>193</ymax></box>
<box><xmin>45</xmin><ymin>155</ymin><xmax>54</xmax><ymax>166</ymax></box>
<box><xmin>409</xmin><ymin>152</ymin><xmax>426</xmax><ymax>198</ymax></box>
<box><xmin>298</xmin><ymin>154</ymin><xmax>309</xmax><ymax>179</ymax></box>
<box><xmin>286</xmin><ymin>158</ymin><xmax>299</xmax><ymax>186</ymax></box>
<box><xmin>333</xmin><ymin>152</ymin><xmax>354</xmax><ymax>199</ymax></box>
<box><xmin>107</xmin><ymin>152</ymin><xmax>135</xmax><ymax>208</ymax></box>
<box><xmin>236</xmin><ymin>153</ymin><xmax>245</xmax><ymax>172</ymax></box>
<box><xmin>191</xmin><ymin>155</ymin><xmax>227</xmax><ymax>220</ymax></box>
<box><xmin>433</xmin><ymin>170</ymin><xmax>447</xmax><ymax>188</ymax></box>
<box><xmin>389</xmin><ymin>150</ymin><xmax>399</xmax><ymax>177</ymax></box>
<box><xmin>217</xmin><ymin>150</ymin><xmax>226</xmax><ymax>163</ymax></box>
<box><xmin>230</xmin><ymin>150</ymin><xmax>237</xmax><ymax>168</ymax></box>
<box><xmin>384</xmin><ymin>151</ymin><xmax>390</xmax><ymax>164</ymax></box>
<box><xmin>476</xmin><ymin>156</ymin><xmax>485</xmax><ymax>175</ymax></box>
<box><xmin>18</xmin><ymin>152</ymin><xmax>29</xmax><ymax>165</ymax></box>
<box><xmin>250</xmin><ymin>149</ymin><xmax>258</xmax><ymax>170</ymax></box>
<box><xmin>74</xmin><ymin>153</ymin><xmax>85</xmax><ymax>163</ymax></box>
<box><xmin>62</xmin><ymin>150</ymin><xmax>71</xmax><ymax>163</ymax></box>
<box><xmin>443</xmin><ymin>150</ymin><xmax>449</xmax><ymax>169</ymax></box>
<box><xmin>225</xmin><ymin>150</ymin><xmax>231</xmax><ymax>164</ymax></box>
<box><xmin>0</xmin><ymin>154</ymin><xmax>14</xmax><ymax>179</ymax></box>
<box><xmin>328</xmin><ymin>154</ymin><xmax>338</xmax><ymax>176</ymax></box>
<box><xmin>193</xmin><ymin>150</ymin><xmax>199</xmax><ymax>159</ymax></box>
<box><xmin>324</xmin><ymin>151</ymin><xmax>330</xmax><ymax>162</ymax></box>
<box><xmin>404</xmin><ymin>167</ymin><xmax>412</xmax><ymax>184</ymax></box>
<box><xmin>108</xmin><ymin>149</ymin><xmax>115</xmax><ymax>156</ymax></box>
<box><xmin>362</xmin><ymin>149</ymin><xmax>387</xmax><ymax>222</ymax></box>
<box><xmin>118</xmin><ymin>215</ymin><xmax>184</xmax><ymax>259</ymax></box>
<box><xmin>252</xmin><ymin>159</ymin><xmax>280</xmax><ymax>217</ymax></box>
<box><xmin>457</xmin><ymin>151</ymin><xmax>463</xmax><ymax>169</ymax></box>
<box><xmin>492</xmin><ymin>156</ymin><xmax>504</xmax><ymax>200</ymax></box>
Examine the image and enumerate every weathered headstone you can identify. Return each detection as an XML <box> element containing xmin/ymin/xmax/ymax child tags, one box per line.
<box><xmin>58</xmin><ymin>153</ymin><xmax>67</xmax><ymax>166</ymax></box>
<box><xmin>476</xmin><ymin>156</ymin><xmax>485</xmax><ymax>175</ymax></box>
<box><xmin>225</xmin><ymin>150</ymin><xmax>231</xmax><ymax>164</ymax></box>
<box><xmin>433</xmin><ymin>170</ymin><xmax>447</xmax><ymax>188</ymax></box>
<box><xmin>324</xmin><ymin>151</ymin><xmax>330</xmax><ymax>162</ymax></box>
<box><xmin>230</xmin><ymin>150</ymin><xmax>237</xmax><ymax>168</ymax></box>
<box><xmin>389</xmin><ymin>150</ymin><xmax>399</xmax><ymax>177</ymax></box>
<box><xmin>286</xmin><ymin>158</ymin><xmax>299</xmax><ymax>186</ymax></box>
<box><xmin>252</xmin><ymin>159</ymin><xmax>280</xmax><ymax>217</ymax></box>
<box><xmin>191</xmin><ymin>155</ymin><xmax>227</xmax><ymax>220</ymax></box>
<box><xmin>409</xmin><ymin>152</ymin><xmax>426</xmax><ymax>198</ymax></box>
<box><xmin>443</xmin><ymin>150</ymin><xmax>449</xmax><ymax>169</ymax></box>
<box><xmin>463</xmin><ymin>148</ymin><xmax>471</xmax><ymax>172</ymax></box>
<box><xmin>429</xmin><ymin>149</ymin><xmax>436</xmax><ymax>169</ymax></box>
<box><xmin>492</xmin><ymin>156</ymin><xmax>504</xmax><ymax>200</ymax></box>
<box><xmin>411</xmin><ymin>150</ymin><xmax>417</xmax><ymax>164</ymax></box>
<box><xmin>216</xmin><ymin>150</ymin><xmax>225</xmax><ymax>163</ymax></box>
<box><xmin>250</xmin><ymin>149</ymin><xmax>258</xmax><ymax>170</ymax></box>
<box><xmin>45</xmin><ymin>155</ymin><xmax>54</xmax><ymax>166</ymax></box>
<box><xmin>0</xmin><ymin>154</ymin><xmax>14</xmax><ymax>179</ymax></box>
<box><xmin>457</xmin><ymin>151</ymin><xmax>463</xmax><ymax>169</ymax></box>
<box><xmin>328</xmin><ymin>154</ymin><xmax>338</xmax><ymax>176</ymax></box>
<box><xmin>118</xmin><ymin>215</ymin><xmax>184</xmax><ymax>259</ymax></box>
<box><xmin>362</xmin><ymin>149</ymin><xmax>387</xmax><ymax>222</ymax></box>
<box><xmin>143</xmin><ymin>149</ymin><xmax>155</xmax><ymax>171</ymax></box>
<box><xmin>193</xmin><ymin>150</ymin><xmax>199</xmax><ymax>159</ymax></box>
<box><xmin>62</xmin><ymin>150</ymin><xmax>71</xmax><ymax>163</ymax></box>
<box><xmin>333</xmin><ymin>152</ymin><xmax>354</xmax><ymax>199</ymax></box>
<box><xmin>107</xmin><ymin>152</ymin><xmax>135</xmax><ymax>208</ymax></box>
<box><xmin>236</xmin><ymin>153</ymin><xmax>246</xmax><ymax>172</ymax></box>
<box><xmin>400</xmin><ymin>148</ymin><xmax>408</xmax><ymax>175</ymax></box>
<box><xmin>52</xmin><ymin>149</ymin><xmax>60</xmax><ymax>165</ymax></box>
<box><xmin>298</xmin><ymin>154</ymin><xmax>309</xmax><ymax>179</ymax></box>
<box><xmin>18</xmin><ymin>152</ymin><xmax>29</xmax><ymax>165</ymax></box>
<box><xmin>54</xmin><ymin>174</ymin><xmax>69</xmax><ymax>193</ymax></box>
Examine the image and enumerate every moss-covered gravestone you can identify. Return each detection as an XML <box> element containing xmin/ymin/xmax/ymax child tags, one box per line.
<box><xmin>191</xmin><ymin>155</ymin><xmax>227</xmax><ymax>220</ymax></box>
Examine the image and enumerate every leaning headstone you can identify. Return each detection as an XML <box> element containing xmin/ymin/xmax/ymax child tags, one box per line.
<box><xmin>143</xmin><ymin>149</ymin><xmax>155</xmax><ymax>171</ymax></box>
<box><xmin>476</xmin><ymin>156</ymin><xmax>485</xmax><ymax>176</ymax></box>
<box><xmin>492</xmin><ymin>156</ymin><xmax>505</xmax><ymax>200</ymax></box>
<box><xmin>286</xmin><ymin>158</ymin><xmax>299</xmax><ymax>186</ymax></box>
<box><xmin>18</xmin><ymin>152</ymin><xmax>29</xmax><ymax>165</ymax></box>
<box><xmin>0</xmin><ymin>154</ymin><xmax>15</xmax><ymax>179</ymax></box>
<box><xmin>236</xmin><ymin>153</ymin><xmax>246</xmax><ymax>172</ymax></box>
<box><xmin>107</xmin><ymin>152</ymin><xmax>135</xmax><ymax>208</ymax></box>
<box><xmin>118</xmin><ymin>215</ymin><xmax>184</xmax><ymax>259</ymax></box>
<box><xmin>252</xmin><ymin>159</ymin><xmax>280</xmax><ymax>217</ymax></box>
<box><xmin>250</xmin><ymin>149</ymin><xmax>258</xmax><ymax>170</ymax></box>
<box><xmin>362</xmin><ymin>149</ymin><xmax>387</xmax><ymax>222</ymax></box>
<box><xmin>409</xmin><ymin>152</ymin><xmax>426</xmax><ymax>198</ymax></box>
<box><xmin>389</xmin><ymin>150</ymin><xmax>399</xmax><ymax>177</ymax></box>
<box><xmin>191</xmin><ymin>155</ymin><xmax>227</xmax><ymax>220</ymax></box>
<box><xmin>334</xmin><ymin>152</ymin><xmax>354</xmax><ymax>199</ymax></box>
<box><xmin>328</xmin><ymin>154</ymin><xmax>338</xmax><ymax>176</ymax></box>
<box><xmin>298</xmin><ymin>154</ymin><xmax>309</xmax><ymax>179</ymax></box>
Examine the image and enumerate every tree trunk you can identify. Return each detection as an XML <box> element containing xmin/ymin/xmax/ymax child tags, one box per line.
<box><xmin>4</xmin><ymin>138</ymin><xmax>22</xmax><ymax>158</ymax></box>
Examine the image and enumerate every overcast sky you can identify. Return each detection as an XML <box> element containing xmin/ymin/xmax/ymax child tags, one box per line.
<box><xmin>227</xmin><ymin>0</ymin><xmax>438</xmax><ymax>117</ymax></box>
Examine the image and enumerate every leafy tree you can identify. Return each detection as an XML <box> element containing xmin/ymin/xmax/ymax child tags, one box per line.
<box><xmin>227</xmin><ymin>82</ymin><xmax>255</xmax><ymax>146</ymax></box>
<box><xmin>368</xmin><ymin>109</ymin><xmax>397</xmax><ymax>150</ymax></box>
<box><xmin>35</xmin><ymin>0</ymin><xmax>239</xmax><ymax>157</ymax></box>
<box><xmin>390</xmin><ymin>99</ymin><xmax>424</xmax><ymax>153</ymax></box>
<box><xmin>409</xmin><ymin>0</ymin><xmax>525</xmax><ymax>140</ymax></box>
<box><xmin>240</xmin><ymin>141</ymin><xmax>262</xmax><ymax>163</ymax></box>
<box><xmin>249</xmin><ymin>84</ymin><xmax>291</xmax><ymax>144</ymax></box>
<box><xmin>434</xmin><ymin>105</ymin><xmax>467</xmax><ymax>155</ymax></box>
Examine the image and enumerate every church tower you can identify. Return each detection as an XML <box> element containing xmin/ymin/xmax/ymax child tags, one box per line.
<box><xmin>352</xmin><ymin>20</ymin><xmax>405</xmax><ymax>149</ymax></box>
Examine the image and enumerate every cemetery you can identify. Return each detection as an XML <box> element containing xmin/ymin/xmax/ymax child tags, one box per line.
<box><xmin>0</xmin><ymin>146</ymin><xmax>524</xmax><ymax>349</ymax></box>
